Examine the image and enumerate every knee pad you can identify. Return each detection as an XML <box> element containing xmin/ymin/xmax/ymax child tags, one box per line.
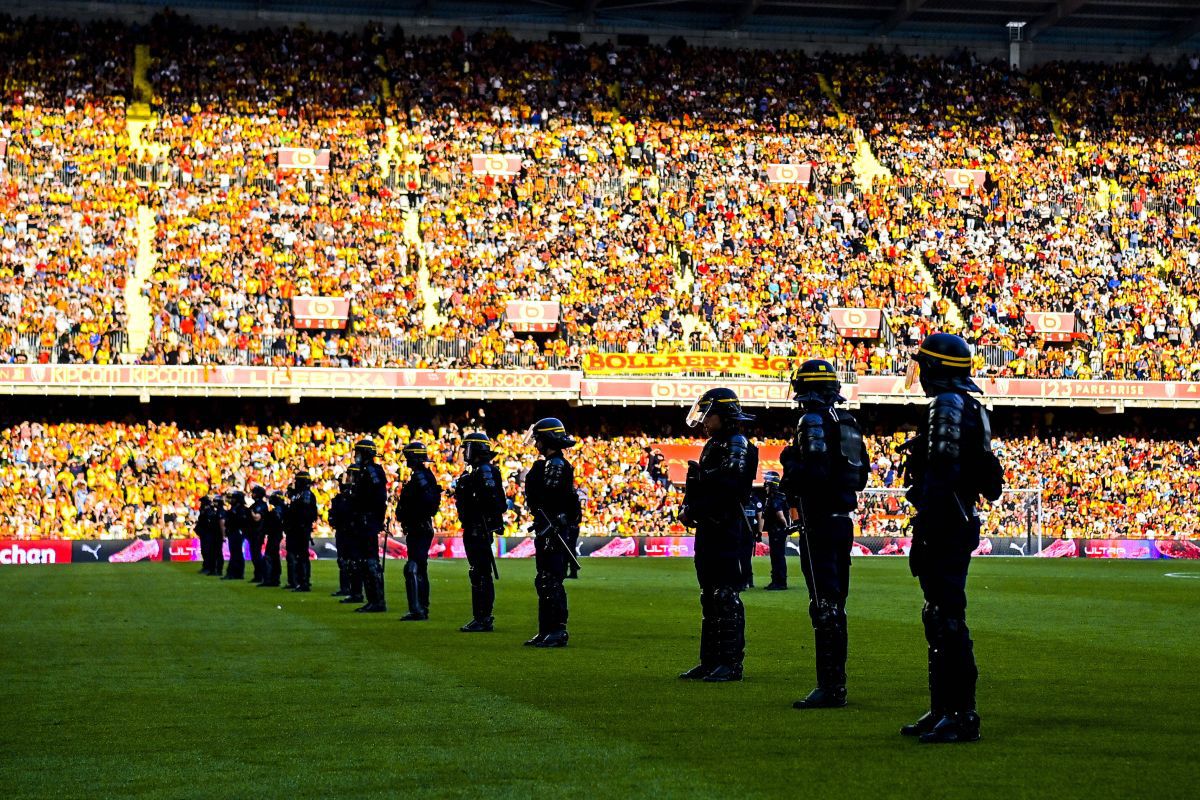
<box><xmin>809</xmin><ymin>599</ymin><xmax>841</xmax><ymax>631</ymax></box>
<box><xmin>534</xmin><ymin>571</ymin><xmax>553</xmax><ymax>595</ymax></box>
<box><xmin>404</xmin><ymin>561</ymin><xmax>419</xmax><ymax>578</ymax></box>
<box><xmin>712</xmin><ymin>586</ymin><xmax>742</xmax><ymax>616</ymax></box>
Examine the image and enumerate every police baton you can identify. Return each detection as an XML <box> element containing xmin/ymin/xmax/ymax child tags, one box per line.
<box><xmin>534</xmin><ymin>509</ymin><xmax>582</xmax><ymax>574</ymax></box>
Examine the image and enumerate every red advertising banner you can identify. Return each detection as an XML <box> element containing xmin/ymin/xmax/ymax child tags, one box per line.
<box><xmin>292</xmin><ymin>296</ymin><xmax>351</xmax><ymax>330</ymax></box>
<box><xmin>1024</xmin><ymin>312</ymin><xmax>1077</xmax><ymax>343</ymax></box>
<box><xmin>505</xmin><ymin>301</ymin><xmax>560</xmax><ymax>333</ymax></box>
<box><xmin>853</xmin><ymin>375</ymin><xmax>1200</xmax><ymax>405</ymax></box>
<box><xmin>0</xmin><ymin>366</ymin><xmax>579</xmax><ymax>396</ymax></box>
<box><xmin>1080</xmin><ymin>539</ymin><xmax>1160</xmax><ymax>560</ymax></box>
<box><xmin>580</xmin><ymin>377</ymin><xmax>797</xmax><ymax>406</ymax></box>
<box><xmin>943</xmin><ymin>168</ymin><xmax>986</xmax><ymax>192</ymax></box>
<box><xmin>0</xmin><ymin>540</ymin><xmax>72</xmax><ymax>564</ymax></box>
<box><xmin>470</xmin><ymin>153</ymin><xmax>522</xmax><ymax>177</ymax></box>
<box><xmin>277</xmin><ymin>148</ymin><xmax>331</xmax><ymax>171</ymax></box>
<box><xmin>651</xmin><ymin>442</ymin><xmax>784</xmax><ymax>484</ymax></box>
<box><xmin>641</xmin><ymin>537</ymin><xmax>696</xmax><ymax>558</ymax></box>
<box><xmin>829</xmin><ymin>308</ymin><xmax>883</xmax><ymax>338</ymax></box>
<box><xmin>766</xmin><ymin>163</ymin><xmax>813</xmax><ymax>184</ymax></box>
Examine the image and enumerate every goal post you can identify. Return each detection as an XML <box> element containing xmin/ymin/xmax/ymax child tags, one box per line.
<box><xmin>858</xmin><ymin>488</ymin><xmax>1044</xmax><ymax>555</ymax></box>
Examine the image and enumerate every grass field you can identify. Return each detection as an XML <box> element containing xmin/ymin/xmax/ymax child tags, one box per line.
<box><xmin>1</xmin><ymin>558</ymin><xmax>1198</xmax><ymax>799</ymax></box>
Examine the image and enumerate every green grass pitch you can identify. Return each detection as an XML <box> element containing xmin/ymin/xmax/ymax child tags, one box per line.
<box><xmin>1</xmin><ymin>558</ymin><xmax>1197</xmax><ymax>799</ymax></box>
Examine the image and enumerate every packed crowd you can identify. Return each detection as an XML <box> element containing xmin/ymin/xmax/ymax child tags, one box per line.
<box><xmin>3</xmin><ymin>416</ymin><xmax>1198</xmax><ymax>542</ymax></box>
<box><xmin>2</xmin><ymin>15</ymin><xmax>1199</xmax><ymax>380</ymax></box>
<box><xmin>0</xmin><ymin>16</ymin><xmax>137</xmax><ymax>365</ymax></box>
<box><xmin>832</xmin><ymin>51</ymin><xmax>1200</xmax><ymax>380</ymax></box>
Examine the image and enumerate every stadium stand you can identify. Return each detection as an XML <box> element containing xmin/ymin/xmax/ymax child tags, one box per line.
<box><xmin>2</xmin><ymin>415</ymin><xmax>1197</xmax><ymax>541</ymax></box>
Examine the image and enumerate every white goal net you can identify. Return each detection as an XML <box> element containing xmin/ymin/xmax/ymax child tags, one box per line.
<box><xmin>858</xmin><ymin>488</ymin><xmax>1044</xmax><ymax>555</ymax></box>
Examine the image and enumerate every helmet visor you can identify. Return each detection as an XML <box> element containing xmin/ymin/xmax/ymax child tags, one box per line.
<box><xmin>523</xmin><ymin>423</ymin><xmax>538</xmax><ymax>445</ymax></box>
<box><xmin>685</xmin><ymin>398</ymin><xmax>710</xmax><ymax>428</ymax></box>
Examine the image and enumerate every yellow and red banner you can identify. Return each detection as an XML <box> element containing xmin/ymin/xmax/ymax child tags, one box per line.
<box><xmin>471</xmin><ymin>153</ymin><xmax>522</xmax><ymax>177</ymax></box>
<box><xmin>277</xmin><ymin>148</ymin><xmax>331</xmax><ymax>171</ymax></box>
<box><xmin>766</xmin><ymin>163</ymin><xmax>812</xmax><ymax>184</ymax></box>
<box><xmin>583</xmin><ymin>352</ymin><xmax>795</xmax><ymax>378</ymax></box>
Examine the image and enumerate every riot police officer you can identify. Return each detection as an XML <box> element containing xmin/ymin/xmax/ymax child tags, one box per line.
<box><xmin>523</xmin><ymin>418</ymin><xmax>581</xmax><ymax>648</ymax></box>
<box><xmin>762</xmin><ymin>472</ymin><xmax>790</xmax><ymax>591</ymax></box>
<box><xmin>247</xmin><ymin>486</ymin><xmax>270</xmax><ymax>584</ymax></box>
<box><xmin>678</xmin><ymin>388</ymin><xmax>759</xmax><ymax>682</ymax></box>
<box><xmin>195</xmin><ymin>495</ymin><xmax>222</xmax><ymax>576</ymax></box>
<box><xmin>259</xmin><ymin>492</ymin><xmax>286</xmax><ymax>588</ymax></box>
<box><xmin>397</xmin><ymin>441</ymin><xmax>442</xmax><ymax>621</ymax></box>
<box><xmin>331</xmin><ymin>468</ymin><xmax>362</xmax><ymax>602</ymax></box>
<box><xmin>221</xmin><ymin>490</ymin><xmax>247</xmax><ymax>580</ymax></box>
<box><xmin>349</xmin><ymin>439</ymin><xmax>389</xmax><ymax>613</ymax></box>
<box><xmin>455</xmin><ymin>432</ymin><xmax>506</xmax><ymax>633</ymax></box>
<box><xmin>900</xmin><ymin>333</ymin><xmax>1004</xmax><ymax>744</ymax></box>
<box><xmin>284</xmin><ymin>470</ymin><xmax>319</xmax><ymax>593</ymax></box>
<box><xmin>780</xmin><ymin>360</ymin><xmax>869</xmax><ymax>709</ymax></box>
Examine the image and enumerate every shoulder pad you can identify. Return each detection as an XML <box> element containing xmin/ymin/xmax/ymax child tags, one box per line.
<box><xmin>728</xmin><ymin>434</ymin><xmax>749</xmax><ymax>450</ymax></box>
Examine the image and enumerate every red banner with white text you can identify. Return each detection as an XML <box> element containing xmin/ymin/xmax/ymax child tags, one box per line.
<box><xmin>830</xmin><ymin>308</ymin><xmax>883</xmax><ymax>338</ymax></box>
<box><xmin>505</xmin><ymin>301</ymin><xmax>560</xmax><ymax>333</ymax></box>
<box><xmin>292</xmin><ymin>296</ymin><xmax>351</xmax><ymax>330</ymax></box>
<box><xmin>1024</xmin><ymin>312</ymin><xmax>1077</xmax><ymax>343</ymax></box>
<box><xmin>766</xmin><ymin>163</ymin><xmax>813</xmax><ymax>185</ymax></box>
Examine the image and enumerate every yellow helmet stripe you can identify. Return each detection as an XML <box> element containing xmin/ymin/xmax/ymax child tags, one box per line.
<box><xmin>918</xmin><ymin>346</ymin><xmax>972</xmax><ymax>366</ymax></box>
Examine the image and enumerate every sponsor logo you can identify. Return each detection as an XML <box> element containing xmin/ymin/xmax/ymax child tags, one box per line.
<box><xmin>0</xmin><ymin>543</ymin><xmax>61</xmax><ymax>564</ymax></box>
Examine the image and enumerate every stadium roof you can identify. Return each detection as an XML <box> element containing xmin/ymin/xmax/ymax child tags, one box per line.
<box><xmin>573</xmin><ymin>1</ymin><xmax>1200</xmax><ymax>44</ymax></box>
<box><xmin>51</xmin><ymin>1</ymin><xmax>1200</xmax><ymax>50</ymax></box>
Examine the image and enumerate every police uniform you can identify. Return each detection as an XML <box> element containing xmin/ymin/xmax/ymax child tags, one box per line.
<box><xmin>455</xmin><ymin>432</ymin><xmax>507</xmax><ymax>632</ymax></box>
<box><xmin>221</xmin><ymin>492</ymin><xmax>247</xmax><ymax>580</ymax></box>
<box><xmin>762</xmin><ymin>474</ymin><xmax>790</xmax><ymax>590</ymax></box>
<box><xmin>195</xmin><ymin>496</ymin><xmax>223</xmax><ymax>576</ymax></box>
<box><xmin>247</xmin><ymin>487</ymin><xmax>270</xmax><ymax>584</ymax></box>
<box><xmin>900</xmin><ymin>333</ymin><xmax>1004</xmax><ymax>744</ymax></box>
<box><xmin>678</xmin><ymin>388</ymin><xmax>759</xmax><ymax>683</ymax></box>
<box><xmin>259</xmin><ymin>493</ymin><xmax>286</xmax><ymax>587</ymax></box>
<box><xmin>398</xmin><ymin>442</ymin><xmax>442</xmax><ymax>621</ymax></box>
<box><xmin>780</xmin><ymin>360</ymin><xmax>869</xmax><ymax>709</ymax></box>
<box><xmin>330</xmin><ymin>470</ymin><xmax>360</xmax><ymax>601</ymax></box>
<box><xmin>523</xmin><ymin>418</ymin><xmax>581</xmax><ymax>648</ymax></box>
<box><xmin>284</xmin><ymin>473</ymin><xmax>319</xmax><ymax>592</ymax></box>
<box><xmin>348</xmin><ymin>439</ymin><xmax>389</xmax><ymax>613</ymax></box>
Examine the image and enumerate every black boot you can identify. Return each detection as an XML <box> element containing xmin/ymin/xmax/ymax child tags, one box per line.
<box><xmin>763</xmin><ymin>582</ymin><xmax>787</xmax><ymax>591</ymax></box>
<box><xmin>400</xmin><ymin>562</ymin><xmax>427</xmax><ymax>620</ymax></box>
<box><xmin>901</xmin><ymin>711</ymin><xmax>942</xmax><ymax>737</ymax></box>
<box><xmin>524</xmin><ymin>633</ymin><xmax>548</xmax><ymax>646</ymax></box>
<box><xmin>704</xmin><ymin>588</ymin><xmax>744</xmax><ymax>682</ymax></box>
<box><xmin>703</xmin><ymin>664</ymin><xmax>743</xmax><ymax>682</ymax></box>
<box><xmin>794</xmin><ymin>624</ymin><xmax>848</xmax><ymax>707</ymax></box>
<box><xmin>919</xmin><ymin>711</ymin><xmax>981</xmax><ymax>744</ymax></box>
<box><xmin>460</xmin><ymin>617</ymin><xmax>494</xmax><ymax>632</ymax></box>
<box><xmin>535</xmin><ymin>630</ymin><xmax>569</xmax><ymax>648</ymax></box>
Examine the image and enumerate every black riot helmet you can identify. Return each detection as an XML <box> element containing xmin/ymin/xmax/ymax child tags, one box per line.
<box><xmin>402</xmin><ymin>441</ymin><xmax>430</xmax><ymax>466</ymax></box>
<box><xmin>461</xmin><ymin>431</ymin><xmax>495</xmax><ymax>464</ymax></box>
<box><xmin>251</xmin><ymin>485</ymin><xmax>266</xmax><ymax>501</ymax></box>
<box><xmin>790</xmin><ymin>359</ymin><xmax>846</xmax><ymax>406</ymax></box>
<box><xmin>354</xmin><ymin>438</ymin><xmax>378</xmax><ymax>464</ymax></box>
<box><xmin>524</xmin><ymin>418</ymin><xmax>577</xmax><ymax>450</ymax></box>
<box><xmin>763</xmin><ymin>470</ymin><xmax>781</xmax><ymax>488</ymax></box>
<box><xmin>686</xmin><ymin>387</ymin><xmax>755</xmax><ymax>428</ymax></box>
<box><xmin>293</xmin><ymin>470</ymin><xmax>312</xmax><ymax>489</ymax></box>
<box><xmin>269</xmin><ymin>492</ymin><xmax>286</xmax><ymax>507</ymax></box>
<box><xmin>907</xmin><ymin>333</ymin><xmax>981</xmax><ymax>396</ymax></box>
